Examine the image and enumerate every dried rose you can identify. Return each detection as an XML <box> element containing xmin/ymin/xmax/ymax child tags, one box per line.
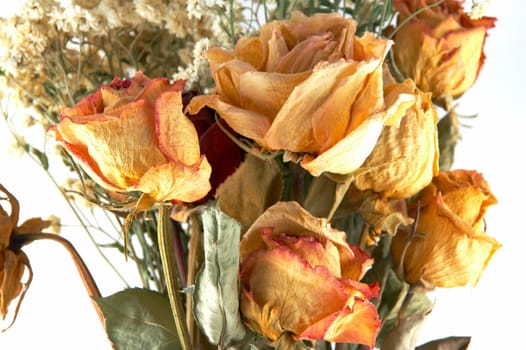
<box><xmin>392</xmin><ymin>0</ymin><xmax>496</xmax><ymax>100</ymax></box>
<box><xmin>182</xmin><ymin>91</ymin><xmax>244</xmax><ymax>200</ymax></box>
<box><xmin>391</xmin><ymin>170</ymin><xmax>501</xmax><ymax>288</ymax></box>
<box><xmin>50</xmin><ymin>72</ymin><xmax>211</xmax><ymax>203</ymax></box>
<box><xmin>353</xmin><ymin>78</ymin><xmax>439</xmax><ymax>199</ymax></box>
<box><xmin>239</xmin><ymin>201</ymin><xmax>381</xmax><ymax>348</ymax></box>
<box><xmin>188</xmin><ymin>11</ymin><xmax>415</xmax><ymax>176</ymax></box>
<box><xmin>0</xmin><ymin>184</ymin><xmax>50</xmax><ymax>323</ymax></box>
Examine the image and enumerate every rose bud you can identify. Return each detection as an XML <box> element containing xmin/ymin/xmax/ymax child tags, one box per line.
<box><xmin>391</xmin><ymin>0</ymin><xmax>496</xmax><ymax>101</ymax></box>
<box><xmin>391</xmin><ymin>170</ymin><xmax>501</xmax><ymax>288</ymax></box>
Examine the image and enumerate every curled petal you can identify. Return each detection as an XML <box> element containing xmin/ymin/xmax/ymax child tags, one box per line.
<box><xmin>301</xmin><ymin>87</ymin><xmax>414</xmax><ymax>176</ymax></box>
<box><xmin>155</xmin><ymin>91</ymin><xmax>200</xmax><ymax>166</ymax></box>
<box><xmin>299</xmin><ymin>293</ymin><xmax>381</xmax><ymax>347</ymax></box>
<box><xmin>187</xmin><ymin>95</ymin><xmax>271</xmax><ymax>147</ymax></box>
<box><xmin>132</xmin><ymin>157</ymin><xmax>212</xmax><ymax>203</ymax></box>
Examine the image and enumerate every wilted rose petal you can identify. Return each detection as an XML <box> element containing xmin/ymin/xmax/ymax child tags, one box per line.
<box><xmin>0</xmin><ymin>184</ymin><xmax>50</xmax><ymax>323</ymax></box>
<box><xmin>241</xmin><ymin>247</ymin><xmax>349</xmax><ymax>340</ymax></box>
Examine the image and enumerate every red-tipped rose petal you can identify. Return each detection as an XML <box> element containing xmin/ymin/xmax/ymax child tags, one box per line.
<box><xmin>240</xmin><ymin>246</ymin><xmax>348</xmax><ymax>339</ymax></box>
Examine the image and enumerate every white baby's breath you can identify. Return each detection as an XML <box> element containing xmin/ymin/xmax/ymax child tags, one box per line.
<box><xmin>468</xmin><ymin>0</ymin><xmax>490</xmax><ymax>19</ymax></box>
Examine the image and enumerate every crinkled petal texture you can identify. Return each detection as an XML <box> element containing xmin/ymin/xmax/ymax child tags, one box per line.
<box><xmin>353</xmin><ymin>79</ymin><xmax>439</xmax><ymax>199</ymax></box>
<box><xmin>391</xmin><ymin>170</ymin><xmax>501</xmax><ymax>288</ymax></box>
<box><xmin>187</xmin><ymin>11</ymin><xmax>416</xmax><ymax>176</ymax></box>
<box><xmin>0</xmin><ymin>184</ymin><xmax>48</xmax><ymax>320</ymax></box>
<box><xmin>0</xmin><ymin>250</ymin><xmax>28</xmax><ymax>319</ymax></box>
<box><xmin>239</xmin><ymin>202</ymin><xmax>380</xmax><ymax>348</ymax></box>
<box><xmin>50</xmin><ymin>72</ymin><xmax>211</xmax><ymax>203</ymax></box>
<box><xmin>392</xmin><ymin>0</ymin><xmax>496</xmax><ymax>98</ymax></box>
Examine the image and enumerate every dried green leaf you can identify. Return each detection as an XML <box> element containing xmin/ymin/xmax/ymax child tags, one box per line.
<box><xmin>438</xmin><ymin>113</ymin><xmax>458</xmax><ymax>171</ymax></box>
<box><xmin>373</xmin><ymin>271</ymin><xmax>433</xmax><ymax>348</ymax></box>
<box><xmin>193</xmin><ymin>203</ymin><xmax>246</xmax><ymax>347</ymax></box>
<box><xmin>381</xmin><ymin>313</ymin><xmax>427</xmax><ymax>350</ymax></box>
<box><xmin>94</xmin><ymin>288</ymin><xmax>182</xmax><ymax>350</ymax></box>
<box><xmin>29</xmin><ymin>146</ymin><xmax>49</xmax><ymax>170</ymax></box>
<box><xmin>416</xmin><ymin>336</ymin><xmax>471</xmax><ymax>350</ymax></box>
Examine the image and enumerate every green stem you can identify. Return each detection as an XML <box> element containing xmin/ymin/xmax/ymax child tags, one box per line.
<box><xmin>157</xmin><ymin>204</ymin><xmax>192</xmax><ymax>350</ymax></box>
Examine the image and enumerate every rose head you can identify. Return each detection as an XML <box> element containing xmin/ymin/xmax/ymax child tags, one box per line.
<box><xmin>239</xmin><ymin>202</ymin><xmax>381</xmax><ymax>348</ymax></box>
<box><xmin>352</xmin><ymin>78</ymin><xmax>439</xmax><ymax>199</ymax></box>
<box><xmin>392</xmin><ymin>0</ymin><xmax>496</xmax><ymax>100</ymax></box>
<box><xmin>0</xmin><ymin>184</ymin><xmax>50</xmax><ymax>323</ymax></box>
<box><xmin>391</xmin><ymin>170</ymin><xmax>501</xmax><ymax>288</ymax></box>
<box><xmin>50</xmin><ymin>72</ymin><xmax>212</xmax><ymax>203</ymax></box>
<box><xmin>188</xmin><ymin>11</ymin><xmax>416</xmax><ymax>176</ymax></box>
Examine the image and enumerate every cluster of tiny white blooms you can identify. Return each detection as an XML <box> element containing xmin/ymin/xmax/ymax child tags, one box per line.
<box><xmin>94</xmin><ymin>1</ymin><xmax>124</xmax><ymax>29</ymax></box>
<box><xmin>187</xmin><ymin>0</ymin><xmax>227</xmax><ymax>20</ymax></box>
<box><xmin>165</xmin><ymin>4</ymin><xmax>196</xmax><ymax>37</ymax></box>
<box><xmin>172</xmin><ymin>38</ymin><xmax>211</xmax><ymax>87</ymax></box>
<box><xmin>45</xmin><ymin>215</ymin><xmax>62</xmax><ymax>234</ymax></box>
<box><xmin>48</xmin><ymin>3</ymin><xmax>101</xmax><ymax>33</ymax></box>
<box><xmin>0</xmin><ymin>17</ymin><xmax>50</xmax><ymax>77</ymax></box>
<box><xmin>468</xmin><ymin>0</ymin><xmax>490</xmax><ymax>19</ymax></box>
<box><xmin>21</xmin><ymin>0</ymin><xmax>56</xmax><ymax>20</ymax></box>
<box><xmin>135</xmin><ymin>0</ymin><xmax>166</xmax><ymax>27</ymax></box>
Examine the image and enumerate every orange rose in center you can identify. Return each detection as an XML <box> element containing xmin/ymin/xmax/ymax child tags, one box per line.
<box><xmin>239</xmin><ymin>202</ymin><xmax>381</xmax><ymax>348</ymax></box>
<box><xmin>188</xmin><ymin>11</ymin><xmax>415</xmax><ymax>176</ymax></box>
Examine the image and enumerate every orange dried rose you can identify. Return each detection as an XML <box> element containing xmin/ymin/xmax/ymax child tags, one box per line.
<box><xmin>0</xmin><ymin>184</ymin><xmax>50</xmax><ymax>323</ymax></box>
<box><xmin>239</xmin><ymin>202</ymin><xmax>381</xmax><ymax>348</ymax></box>
<box><xmin>392</xmin><ymin>0</ymin><xmax>496</xmax><ymax>100</ymax></box>
<box><xmin>391</xmin><ymin>170</ymin><xmax>501</xmax><ymax>288</ymax></box>
<box><xmin>353</xmin><ymin>78</ymin><xmax>439</xmax><ymax>199</ymax></box>
<box><xmin>50</xmin><ymin>72</ymin><xmax>211</xmax><ymax>203</ymax></box>
<box><xmin>188</xmin><ymin>11</ymin><xmax>416</xmax><ymax>176</ymax></box>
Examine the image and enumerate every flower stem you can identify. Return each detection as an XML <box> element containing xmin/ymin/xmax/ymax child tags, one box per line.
<box><xmin>157</xmin><ymin>203</ymin><xmax>192</xmax><ymax>350</ymax></box>
<box><xmin>186</xmin><ymin>214</ymin><xmax>202</xmax><ymax>343</ymax></box>
<box><xmin>327</xmin><ymin>176</ymin><xmax>353</xmax><ymax>221</ymax></box>
<box><xmin>13</xmin><ymin>232</ymin><xmax>103</xmax><ymax>324</ymax></box>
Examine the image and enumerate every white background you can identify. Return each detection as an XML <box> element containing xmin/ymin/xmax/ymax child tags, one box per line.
<box><xmin>0</xmin><ymin>1</ymin><xmax>524</xmax><ymax>349</ymax></box>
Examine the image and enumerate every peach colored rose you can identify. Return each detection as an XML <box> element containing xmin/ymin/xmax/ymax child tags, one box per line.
<box><xmin>239</xmin><ymin>202</ymin><xmax>381</xmax><ymax>348</ymax></box>
<box><xmin>392</xmin><ymin>0</ymin><xmax>496</xmax><ymax>100</ymax></box>
<box><xmin>0</xmin><ymin>184</ymin><xmax>50</xmax><ymax>322</ymax></box>
<box><xmin>50</xmin><ymin>72</ymin><xmax>211</xmax><ymax>203</ymax></box>
<box><xmin>391</xmin><ymin>170</ymin><xmax>501</xmax><ymax>288</ymax></box>
<box><xmin>188</xmin><ymin>11</ymin><xmax>416</xmax><ymax>176</ymax></box>
<box><xmin>353</xmin><ymin>78</ymin><xmax>439</xmax><ymax>199</ymax></box>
